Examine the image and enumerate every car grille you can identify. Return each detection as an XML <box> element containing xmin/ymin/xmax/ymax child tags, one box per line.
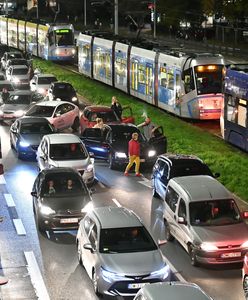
<box><xmin>56</xmin><ymin>209</ymin><xmax>82</xmax><ymax>216</ymax></box>
<box><xmin>218</xmin><ymin>244</ymin><xmax>241</xmax><ymax>250</ymax></box>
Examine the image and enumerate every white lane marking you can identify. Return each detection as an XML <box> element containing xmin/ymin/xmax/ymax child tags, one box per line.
<box><xmin>0</xmin><ymin>174</ymin><xmax>6</xmax><ymax>184</ymax></box>
<box><xmin>24</xmin><ymin>251</ymin><xmax>50</xmax><ymax>300</ymax></box>
<box><xmin>13</xmin><ymin>219</ymin><xmax>26</xmax><ymax>235</ymax></box>
<box><xmin>138</xmin><ymin>180</ymin><xmax>152</xmax><ymax>188</ymax></box>
<box><xmin>163</xmin><ymin>255</ymin><xmax>187</xmax><ymax>283</ymax></box>
<box><xmin>112</xmin><ymin>198</ymin><xmax>122</xmax><ymax>207</ymax></box>
<box><xmin>4</xmin><ymin>193</ymin><xmax>15</xmax><ymax>207</ymax></box>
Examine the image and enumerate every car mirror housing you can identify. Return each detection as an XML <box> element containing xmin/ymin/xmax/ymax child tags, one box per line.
<box><xmin>83</xmin><ymin>243</ymin><xmax>95</xmax><ymax>253</ymax></box>
<box><xmin>178</xmin><ymin>216</ymin><xmax>187</xmax><ymax>225</ymax></box>
<box><xmin>158</xmin><ymin>239</ymin><xmax>167</xmax><ymax>246</ymax></box>
<box><xmin>31</xmin><ymin>191</ymin><xmax>37</xmax><ymax>197</ymax></box>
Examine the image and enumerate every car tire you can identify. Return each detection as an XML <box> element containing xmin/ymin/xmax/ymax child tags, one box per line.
<box><xmin>71</xmin><ymin>117</ymin><xmax>79</xmax><ymax>132</ymax></box>
<box><xmin>189</xmin><ymin>245</ymin><xmax>199</xmax><ymax>267</ymax></box>
<box><xmin>165</xmin><ymin>221</ymin><xmax>174</xmax><ymax>241</ymax></box>
<box><xmin>108</xmin><ymin>153</ymin><xmax>117</xmax><ymax>170</ymax></box>
<box><xmin>92</xmin><ymin>270</ymin><xmax>101</xmax><ymax>297</ymax></box>
<box><xmin>243</xmin><ymin>275</ymin><xmax>248</xmax><ymax>300</ymax></box>
<box><xmin>77</xmin><ymin>241</ymin><xmax>83</xmax><ymax>266</ymax></box>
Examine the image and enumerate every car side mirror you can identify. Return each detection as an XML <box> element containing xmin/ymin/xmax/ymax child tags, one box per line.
<box><xmin>55</xmin><ymin>113</ymin><xmax>61</xmax><ymax>117</ymax></box>
<box><xmin>11</xmin><ymin>127</ymin><xmax>17</xmax><ymax>133</ymax></box>
<box><xmin>89</xmin><ymin>151</ymin><xmax>94</xmax><ymax>158</ymax></box>
<box><xmin>30</xmin><ymin>191</ymin><xmax>37</xmax><ymax>197</ymax></box>
<box><xmin>158</xmin><ymin>239</ymin><xmax>167</xmax><ymax>246</ymax></box>
<box><xmin>83</xmin><ymin>243</ymin><xmax>95</xmax><ymax>253</ymax></box>
<box><xmin>178</xmin><ymin>216</ymin><xmax>187</xmax><ymax>225</ymax></box>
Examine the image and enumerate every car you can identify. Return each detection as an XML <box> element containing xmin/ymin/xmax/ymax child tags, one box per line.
<box><xmin>47</xmin><ymin>81</ymin><xmax>78</xmax><ymax>105</ymax></box>
<box><xmin>81</xmin><ymin>123</ymin><xmax>167</xmax><ymax>169</ymax></box>
<box><xmin>133</xmin><ymin>281</ymin><xmax>214</xmax><ymax>300</ymax></box>
<box><xmin>163</xmin><ymin>175</ymin><xmax>248</xmax><ymax>266</ymax></box>
<box><xmin>36</xmin><ymin>133</ymin><xmax>95</xmax><ymax>185</ymax></box>
<box><xmin>80</xmin><ymin>105</ymin><xmax>135</xmax><ymax>133</ymax></box>
<box><xmin>0</xmin><ymin>90</ymin><xmax>41</xmax><ymax>122</ymax></box>
<box><xmin>30</xmin><ymin>73</ymin><xmax>58</xmax><ymax>95</ymax></box>
<box><xmin>151</xmin><ymin>154</ymin><xmax>219</xmax><ymax>200</ymax></box>
<box><xmin>31</xmin><ymin>167</ymin><xmax>93</xmax><ymax>232</ymax></box>
<box><xmin>76</xmin><ymin>206</ymin><xmax>170</xmax><ymax>297</ymax></box>
<box><xmin>25</xmin><ymin>100</ymin><xmax>80</xmax><ymax>131</ymax></box>
<box><xmin>243</xmin><ymin>252</ymin><xmax>248</xmax><ymax>300</ymax></box>
<box><xmin>6</xmin><ymin>65</ymin><xmax>30</xmax><ymax>88</ymax></box>
<box><xmin>10</xmin><ymin>117</ymin><xmax>56</xmax><ymax>159</ymax></box>
<box><xmin>1</xmin><ymin>51</ymin><xmax>23</xmax><ymax>70</ymax></box>
<box><xmin>5</xmin><ymin>58</ymin><xmax>29</xmax><ymax>73</ymax></box>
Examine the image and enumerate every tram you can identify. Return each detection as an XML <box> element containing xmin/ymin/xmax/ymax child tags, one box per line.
<box><xmin>221</xmin><ymin>64</ymin><xmax>248</xmax><ymax>152</ymax></box>
<box><xmin>77</xmin><ymin>33</ymin><xmax>225</xmax><ymax>120</ymax></box>
<box><xmin>0</xmin><ymin>16</ymin><xmax>76</xmax><ymax>61</ymax></box>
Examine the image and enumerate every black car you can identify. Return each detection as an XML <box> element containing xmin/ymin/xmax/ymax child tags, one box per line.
<box><xmin>31</xmin><ymin>167</ymin><xmax>92</xmax><ymax>232</ymax></box>
<box><xmin>151</xmin><ymin>154</ymin><xmax>220</xmax><ymax>200</ymax></box>
<box><xmin>81</xmin><ymin>123</ymin><xmax>167</xmax><ymax>169</ymax></box>
<box><xmin>10</xmin><ymin>116</ymin><xmax>55</xmax><ymax>159</ymax></box>
<box><xmin>47</xmin><ymin>81</ymin><xmax>79</xmax><ymax>105</ymax></box>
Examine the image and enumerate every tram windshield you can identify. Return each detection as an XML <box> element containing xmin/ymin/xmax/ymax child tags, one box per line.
<box><xmin>195</xmin><ymin>65</ymin><xmax>223</xmax><ymax>95</ymax></box>
<box><xmin>55</xmin><ymin>29</ymin><xmax>74</xmax><ymax>46</ymax></box>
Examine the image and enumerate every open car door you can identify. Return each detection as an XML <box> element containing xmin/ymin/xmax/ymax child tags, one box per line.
<box><xmin>148</xmin><ymin>126</ymin><xmax>167</xmax><ymax>155</ymax></box>
<box><xmin>80</xmin><ymin>128</ymin><xmax>110</xmax><ymax>160</ymax></box>
<box><xmin>121</xmin><ymin>106</ymin><xmax>135</xmax><ymax>124</ymax></box>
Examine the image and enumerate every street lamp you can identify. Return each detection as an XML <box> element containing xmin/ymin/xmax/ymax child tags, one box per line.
<box><xmin>84</xmin><ymin>0</ymin><xmax>87</xmax><ymax>26</ymax></box>
<box><xmin>153</xmin><ymin>0</ymin><xmax>156</xmax><ymax>39</ymax></box>
<box><xmin>114</xmin><ymin>0</ymin><xmax>118</xmax><ymax>35</ymax></box>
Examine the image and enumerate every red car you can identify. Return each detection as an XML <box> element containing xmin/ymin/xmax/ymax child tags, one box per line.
<box><xmin>80</xmin><ymin>105</ymin><xmax>134</xmax><ymax>133</ymax></box>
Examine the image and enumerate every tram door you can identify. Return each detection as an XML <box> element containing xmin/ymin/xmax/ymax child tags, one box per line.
<box><xmin>146</xmin><ymin>64</ymin><xmax>153</xmax><ymax>96</ymax></box>
<box><xmin>131</xmin><ymin>61</ymin><xmax>138</xmax><ymax>91</ymax></box>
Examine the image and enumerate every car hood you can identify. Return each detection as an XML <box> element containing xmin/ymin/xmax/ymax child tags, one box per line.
<box><xmin>100</xmin><ymin>250</ymin><xmax>165</xmax><ymax>274</ymax></box>
<box><xmin>1</xmin><ymin>103</ymin><xmax>30</xmax><ymax>112</ymax></box>
<box><xmin>50</xmin><ymin>157</ymin><xmax>91</xmax><ymax>170</ymax></box>
<box><xmin>42</xmin><ymin>194</ymin><xmax>90</xmax><ymax>211</ymax></box>
<box><xmin>20</xmin><ymin>133</ymin><xmax>46</xmax><ymax>145</ymax></box>
<box><xmin>191</xmin><ymin>222</ymin><xmax>248</xmax><ymax>246</ymax></box>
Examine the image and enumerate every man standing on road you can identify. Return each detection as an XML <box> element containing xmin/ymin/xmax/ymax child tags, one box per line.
<box><xmin>137</xmin><ymin>113</ymin><xmax>159</xmax><ymax>141</ymax></box>
<box><xmin>124</xmin><ymin>132</ymin><xmax>141</xmax><ymax>177</ymax></box>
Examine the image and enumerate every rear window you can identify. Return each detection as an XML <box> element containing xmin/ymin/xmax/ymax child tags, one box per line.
<box><xmin>170</xmin><ymin>160</ymin><xmax>213</xmax><ymax>178</ymax></box>
<box><xmin>38</xmin><ymin>77</ymin><xmax>57</xmax><ymax>84</ymax></box>
<box><xmin>12</xmin><ymin>68</ymin><xmax>28</xmax><ymax>75</ymax></box>
<box><xmin>6</xmin><ymin>94</ymin><xmax>31</xmax><ymax>104</ymax></box>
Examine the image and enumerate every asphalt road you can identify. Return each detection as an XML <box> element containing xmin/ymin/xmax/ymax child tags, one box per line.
<box><xmin>0</xmin><ymin>120</ymin><xmax>246</xmax><ymax>300</ymax></box>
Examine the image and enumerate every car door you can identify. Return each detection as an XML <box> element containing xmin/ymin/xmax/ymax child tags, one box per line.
<box><xmin>121</xmin><ymin>106</ymin><xmax>135</xmax><ymax>124</ymax></box>
<box><xmin>32</xmin><ymin>173</ymin><xmax>43</xmax><ymax>213</ymax></box>
<box><xmin>157</xmin><ymin>160</ymin><xmax>170</xmax><ymax>199</ymax></box>
<box><xmin>38</xmin><ymin>138</ymin><xmax>49</xmax><ymax>170</ymax></box>
<box><xmin>164</xmin><ymin>186</ymin><xmax>180</xmax><ymax>237</ymax></box>
<box><xmin>10</xmin><ymin>120</ymin><xmax>20</xmax><ymax>149</ymax></box>
<box><xmin>60</xmin><ymin>103</ymin><xmax>78</xmax><ymax>129</ymax></box>
<box><xmin>30</xmin><ymin>75</ymin><xmax>37</xmax><ymax>92</ymax></box>
<box><xmin>148</xmin><ymin>126</ymin><xmax>167</xmax><ymax>155</ymax></box>
<box><xmin>52</xmin><ymin>104</ymin><xmax>67</xmax><ymax>129</ymax></box>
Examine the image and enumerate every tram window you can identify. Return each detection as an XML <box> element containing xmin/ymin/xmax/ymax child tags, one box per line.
<box><xmin>138</xmin><ymin>64</ymin><xmax>146</xmax><ymax>84</ymax></box>
<box><xmin>183</xmin><ymin>69</ymin><xmax>195</xmax><ymax>93</ymax></box>
<box><xmin>48</xmin><ymin>32</ymin><xmax>55</xmax><ymax>46</ymax></box>
<box><xmin>226</xmin><ymin>95</ymin><xmax>237</xmax><ymax>123</ymax></box>
<box><xmin>237</xmin><ymin>105</ymin><xmax>247</xmax><ymax>127</ymax></box>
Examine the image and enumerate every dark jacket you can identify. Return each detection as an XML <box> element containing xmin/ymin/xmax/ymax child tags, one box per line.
<box><xmin>111</xmin><ymin>102</ymin><xmax>122</xmax><ymax>119</ymax></box>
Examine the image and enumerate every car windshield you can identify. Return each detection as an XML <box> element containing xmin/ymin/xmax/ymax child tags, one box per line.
<box><xmin>12</xmin><ymin>68</ymin><xmax>28</xmax><ymax>75</ymax></box>
<box><xmin>26</xmin><ymin>105</ymin><xmax>54</xmax><ymax>117</ymax></box>
<box><xmin>50</xmin><ymin>143</ymin><xmax>88</xmax><ymax>160</ymax></box>
<box><xmin>38</xmin><ymin>77</ymin><xmax>57</xmax><ymax>84</ymax></box>
<box><xmin>89</xmin><ymin>110</ymin><xmax>120</xmax><ymax>122</ymax></box>
<box><xmin>111</xmin><ymin>127</ymin><xmax>146</xmax><ymax>142</ymax></box>
<box><xmin>20</xmin><ymin>122</ymin><xmax>54</xmax><ymax>134</ymax></box>
<box><xmin>99</xmin><ymin>226</ymin><xmax>157</xmax><ymax>253</ymax></box>
<box><xmin>41</xmin><ymin>172</ymin><xmax>88</xmax><ymax>197</ymax></box>
<box><xmin>8</xmin><ymin>53</ymin><xmax>23</xmax><ymax>60</ymax></box>
<box><xmin>5</xmin><ymin>95</ymin><xmax>31</xmax><ymax>104</ymax></box>
<box><xmin>0</xmin><ymin>84</ymin><xmax>14</xmax><ymax>91</ymax></box>
<box><xmin>9</xmin><ymin>59</ymin><xmax>27</xmax><ymax>66</ymax></box>
<box><xmin>170</xmin><ymin>160</ymin><xmax>213</xmax><ymax>178</ymax></box>
<box><xmin>190</xmin><ymin>199</ymin><xmax>242</xmax><ymax>226</ymax></box>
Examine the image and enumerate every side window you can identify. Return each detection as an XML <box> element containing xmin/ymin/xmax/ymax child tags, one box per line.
<box><xmin>84</xmin><ymin>216</ymin><xmax>95</xmax><ymax>236</ymax></box>
<box><xmin>55</xmin><ymin>104</ymin><xmax>66</xmax><ymax>115</ymax></box>
<box><xmin>178</xmin><ymin>199</ymin><xmax>187</xmax><ymax>219</ymax></box>
<box><xmin>165</xmin><ymin>186</ymin><xmax>179</xmax><ymax>212</ymax></box>
<box><xmin>41</xmin><ymin>139</ymin><xmax>48</xmax><ymax>155</ymax></box>
<box><xmin>183</xmin><ymin>68</ymin><xmax>195</xmax><ymax>93</ymax></box>
<box><xmin>88</xmin><ymin>224</ymin><xmax>97</xmax><ymax>249</ymax></box>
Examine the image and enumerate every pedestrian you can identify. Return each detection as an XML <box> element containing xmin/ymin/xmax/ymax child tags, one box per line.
<box><xmin>1</xmin><ymin>87</ymin><xmax>9</xmax><ymax>103</ymax></box>
<box><xmin>137</xmin><ymin>113</ymin><xmax>159</xmax><ymax>140</ymax></box>
<box><xmin>124</xmin><ymin>132</ymin><xmax>141</xmax><ymax>177</ymax></box>
<box><xmin>111</xmin><ymin>96</ymin><xmax>122</xmax><ymax>119</ymax></box>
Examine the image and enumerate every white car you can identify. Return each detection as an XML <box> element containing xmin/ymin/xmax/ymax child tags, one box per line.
<box><xmin>1</xmin><ymin>51</ymin><xmax>23</xmax><ymax>70</ymax></box>
<box><xmin>30</xmin><ymin>74</ymin><xmax>57</xmax><ymax>95</ymax></box>
<box><xmin>6</xmin><ymin>65</ymin><xmax>29</xmax><ymax>88</ymax></box>
<box><xmin>25</xmin><ymin>100</ymin><xmax>80</xmax><ymax>131</ymax></box>
<box><xmin>36</xmin><ymin>133</ymin><xmax>95</xmax><ymax>185</ymax></box>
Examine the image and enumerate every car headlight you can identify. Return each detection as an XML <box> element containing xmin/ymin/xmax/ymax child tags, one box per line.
<box><xmin>241</xmin><ymin>241</ymin><xmax>248</xmax><ymax>248</ymax></box>
<box><xmin>19</xmin><ymin>141</ymin><xmax>30</xmax><ymax>148</ymax></box>
<box><xmin>200</xmin><ymin>242</ymin><xmax>218</xmax><ymax>251</ymax></box>
<box><xmin>101</xmin><ymin>267</ymin><xmax>125</xmax><ymax>283</ymax></box>
<box><xmin>13</xmin><ymin>77</ymin><xmax>20</xmax><ymax>83</ymax></box>
<box><xmin>148</xmin><ymin>150</ymin><xmax>156</xmax><ymax>157</ymax></box>
<box><xmin>81</xmin><ymin>201</ymin><xmax>94</xmax><ymax>214</ymax></box>
<box><xmin>38</xmin><ymin>88</ymin><xmax>45</xmax><ymax>94</ymax></box>
<box><xmin>86</xmin><ymin>163</ymin><xmax>94</xmax><ymax>173</ymax></box>
<box><xmin>14</xmin><ymin>110</ymin><xmax>24</xmax><ymax>117</ymax></box>
<box><xmin>115</xmin><ymin>152</ymin><xmax>127</xmax><ymax>158</ymax></box>
<box><xmin>150</xmin><ymin>264</ymin><xmax>170</xmax><ymax>279</ymax></box>
<box><xmin>39</xmin><ymin>204</ymin><xmax>55</xmax><ymax>215</ymax></box>
<box><xmin>72</xmin><ymin>96</ymin><xmax>78</xmax><ymax>102</ymax></box>
<box><xmin>72</xmin><ymin>49</ymin><xmax>76</xmax><ymax>55</ymax></box>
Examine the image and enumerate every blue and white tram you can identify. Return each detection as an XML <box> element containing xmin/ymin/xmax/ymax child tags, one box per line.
<box><xmin>77</xmin><ymin>33</ymin><xmax>225</xmax><ymax>120</ymax></box>
<box><xmin>0</xmin><ymin>16</ymin><xmax>76</xmax><ymax>61</ymax></box>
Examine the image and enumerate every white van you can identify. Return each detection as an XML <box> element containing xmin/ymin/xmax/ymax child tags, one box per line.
<box><xmin>163</xmin><ymin>175</ymin><xmax>248</xmax><ymax>266</ymax></box>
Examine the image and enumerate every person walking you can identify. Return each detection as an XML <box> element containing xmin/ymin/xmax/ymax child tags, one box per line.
<box><xmin>1</xmin><ymin>87</ymin><xmax>9</xmax><ymax>103</ymax></box>
<box><xmin>124</xmin><ymin>132</ymin><xmax>141</xmax><ymax>177</ymax></box>
<box><xmin>111</xmin><ymin>96</ymin><xmax>122</xmax><ymax>119</ymax></box>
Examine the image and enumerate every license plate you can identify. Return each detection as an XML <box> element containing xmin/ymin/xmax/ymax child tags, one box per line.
<box><xmin>140</xmin><ymin>159</ymin><xmax>145</xmax><ymax>162</ymax></box>
<box><xmin>60</xmin><ymin>218</ymin><xmax>78</xmax><ymax>224</ymax></box>
<box><xmin>221</xmin><ymin>252</ymin><xmax>241</xmax><ymax>258</ymax></box>
<box><xmin>128</xmin><ymin>283</ymin><xmax>147</xmax><ymax>289</ymax></box>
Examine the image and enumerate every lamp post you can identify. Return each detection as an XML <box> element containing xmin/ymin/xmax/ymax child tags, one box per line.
<box><xmin>36</xmin><ymin>0</ymin><xmax>39</xmax><ymax>19</ymax></box>
<box><xmin>153</xmin><ymin>0</ymin><xmax>156</xmax><ymax>39</ymax></box>
<box><xmin>5</xmin><ymin>0</ymin><xmax>8</xmax><ymax>14</ymax></box>
<box><xmin>114</xmin><ymin>0</ymin><xmax>118</xmax><ymax>35</ymax></box>
<box><xmin>84</xmin><ymin>0</ymin><xmax>87</xmax><ymax>26</ymax></box>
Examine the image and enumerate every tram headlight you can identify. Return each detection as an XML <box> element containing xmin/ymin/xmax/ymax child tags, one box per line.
<box><xmin>55</xmin><ymin>49</ymin><xmax>60</xmax><ymax>55</ymax></box>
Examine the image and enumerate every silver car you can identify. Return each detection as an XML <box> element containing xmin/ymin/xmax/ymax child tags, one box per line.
<box><xmin>30</xmin><ymin>73</ymin><xmax>58</xmax><ymax>95</ymax></box>
<box><xmin>6</xmin><ymin>65</ymin><xmax>30</xmax><ymax>88</ymax></box>
<box><xmin>76</xmin><ymin>206</ymin><xmax>170</xmax><ymax>297</ymax></box>
<box><xmin>36</xmin><ymin>133</ymin><xmax>95</xmax><ymax>185</ymax></box>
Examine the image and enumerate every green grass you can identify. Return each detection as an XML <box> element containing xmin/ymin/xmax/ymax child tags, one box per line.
<box><xmin>33</xmin><ymin>59</ymin><xmax>248</xmax><ymax>202</ymax></box>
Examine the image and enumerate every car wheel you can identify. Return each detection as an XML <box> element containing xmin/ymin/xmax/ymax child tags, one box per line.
<box><xmin>77</xmin><ymin>242</ymin><xmax>83</xmax><ymax>266</ymax></box>
<box><xmin>108</xmin><ymin>153</ymin><xmax>117</xmax><ymax>170</ymax></box>
<box><xmin>71</xmin><ymin>117</ymin><xmax>79</xmax><ymax>132</ymax></box>
<box><xmin>189</xmin><ymin>245</ymin><xmax>199</xmax><ymax>267</ymax></box>
<box><xmin>92</xmin><ymin>270</ymin><xmax>101</xmax><ymax>297</ymax></box>
<box><xmin>165</xmin><ymin>221</ymin><xmax>174</xmax><ymax>241</ymax></box>
<box><xmin>243</xmin><ymin>275</ymin><xmax>248</xmax><ymax>300</ymax></box>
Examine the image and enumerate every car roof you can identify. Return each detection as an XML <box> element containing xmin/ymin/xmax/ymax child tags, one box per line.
<box><xmin>36</xmin><ymin>74</ymin><xmax>56</xmax><ymax>78</ymax></box>
<box><xmin>139</xmin><ymin>282</ymin><xmax>213</xmax><ymax>300</ymax></box>
<box><xmin>90</xmin><ymin>206</ymin><xmax>142</xmax><ymax>229</ymax></box>
<box><xmin>45</xmin><ymin>133</ymin><xmax>81</xmax><ymax>144</ymax></box>
<box><xmin>53</xmin><ymin>81</ymin><xmax>72</xmax><ymax>85</ymax></box>
<box><xmin>171</xmin><ymin>175</ymin><xmax>231</xmax><ymax>202</ymax></box>
<box><xmin>17</xmin><ymin>116</ymin><xmax>51</xmax><ymax>124</ymax></box>
<box><xmin>11</xmin><ymin>90</ymin><xmax>33</xmax><ymax>96</ymax></box>
<box><xmin>34</xmin><ymin>100</ymin><xmax>75</xmax><ymax>107</ymax></box>
<box><xmin>10</xmin><ymin>65</ymin><xmax>28</xmax><ymax>69</ymax></box>
<box><xmin>157</xmin><ymin>153</ymin><xmax>203</xmax><ymax>165</ymax></box>
<box><xmin>84</xmin><ymin>105</ymin><xmax>113</xmax><ymax>112</ymax></box>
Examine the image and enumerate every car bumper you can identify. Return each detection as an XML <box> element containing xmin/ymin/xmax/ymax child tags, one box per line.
<box><xmin>18</xmin><ymin>146</ymin><xmax>38</xmax><ymax>158</ymax></box>
<box><xmin>38</xmin><ymin>213</ymin><xmax>85</xmax><ymax>230</ymax></box>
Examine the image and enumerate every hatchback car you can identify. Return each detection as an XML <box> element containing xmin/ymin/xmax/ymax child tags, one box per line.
<box><xmin>1</xmin><ymin>51</ymin><xmax>23</xmax><ymax>70</ymax></box>
<box><xmin>80</xmin><ymin>105</ymin><xmax>134</xmax><ymax>133</ymax></box>
<box><xmin>134</xmin><ymin>282</ymin><xmax>213</xmax><ymax>300</ymax></box>
<box><xmin>30</xmin><ymin>74</ymin><xmax>58</xmax><ymax>95</ymax></box>
<box><xmin>25</xmin><ymin>100</ymin><xmax>80</xmax><ymax>131</ymax></box>
<box><xmin>36</xmin><ymin>133</ymin><xmax>95</xmax><ymax>185</ymax></box>
<box><xmin>10</xmin><ymin>117</ymin><xmax>55</xmax><ymax>159</ymax></box>
<box><xmin>5</xmin><ymin>58</ymin><xmax>29</xmax><ymax>73</ymax></box>
<box><xmin>163</xmin><ymin>175</ymin><xmax>248</xmax><ymax>266</ymax></box>
<box><xmin>81</xmin><ymin>124</ymin><xmax>167</xmax><ymax>169</ymax></box>
<box><xmin>47</xmin><ymin>81</ymin><xmax>78</xmax><ymax>105</ymax></box>
<box><xmin>6</xmin><ymin>65</ymin><xmax>29</xmax><ymax>88</ymax></box>
<box><xmin>31</xmin><ymin>167</ymin><xmax>92</xmax><ymax>232</ymax></box>
<box><xmin>152</xmin><ymin>154</ymin><xmax>219</xmax><ymax>200</ymax></box>
<box><xmin>76</xmin><ymin>206</ymin><xmax>170</xmax><ymax>297</ymax></box>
